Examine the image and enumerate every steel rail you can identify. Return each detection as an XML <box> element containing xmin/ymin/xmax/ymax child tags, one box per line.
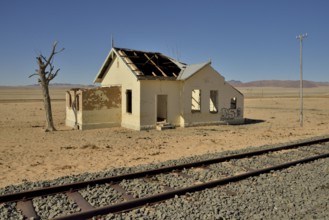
<box><xmin>0</xmin><ymin>136</ymin><xmax>328</xmax><ymax>203</ymax></box>
<box><xmin>53</xmin><ymin>153</ymin><xmax>329</xmax><ymax>220</ymax></box>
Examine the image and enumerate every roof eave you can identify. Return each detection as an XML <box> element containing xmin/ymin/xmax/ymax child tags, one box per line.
<box><xmin>177</xmin><ymin>61</ymin><xmax>211</xmax><ymax>81</ymax></box>
<box><xmin>225</xmin><ymin>81</ymin><xmax>244</xmax><ymax>97</ymax></box>
<box><xmin>93</xmin><ymin>48</ymin><xmax>118</xmax><ymax>84</ymax></box>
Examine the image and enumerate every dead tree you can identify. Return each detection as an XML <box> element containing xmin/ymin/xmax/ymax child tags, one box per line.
<box><xmin>29</xmin><ymin>42</ymin><xmax>64</xmax><ymax>132</ymax></box>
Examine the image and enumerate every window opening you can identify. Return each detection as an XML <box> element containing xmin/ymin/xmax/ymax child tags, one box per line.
<box><xmin>210</xmin><ymin>90</ymin><xmax>218</xmax><ymax>113</ymax></box>
<box><xmin>230</xmin><ymin>97</ymin><xmax>237</xmax><ymax>109</ymax></box>
<box><xmin>126</xmin><ymin>90</ymin><xmax>132</xmax><ymax>113</ymax></box>
<box><xmin>191</xmin><ymin>89</ymin><xmax>201</xmax><ymax>112</ymax></box>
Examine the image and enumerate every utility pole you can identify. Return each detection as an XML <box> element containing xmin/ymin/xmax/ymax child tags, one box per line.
<box><xmin>296</xmin><ymin>33</ymin><xmax>307</xmax><ymax>127</ymax></box>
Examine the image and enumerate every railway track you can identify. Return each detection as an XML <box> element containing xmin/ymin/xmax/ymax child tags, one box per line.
<box><xmin>1</xmin><ymin>137</ymin><xmax>328</xmax><ymax>219</ymax></box>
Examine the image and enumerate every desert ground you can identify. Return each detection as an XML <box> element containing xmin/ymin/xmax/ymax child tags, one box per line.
<box><xmin>0</xmin><ymin>86</ymin><xmax>328</xmax><ymax>188</ymax></box>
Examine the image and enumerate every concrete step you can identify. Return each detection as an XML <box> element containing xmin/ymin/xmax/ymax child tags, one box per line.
<box><xmin>156</xmin><ymin>123</ymin><xmax>175</xmax><ymax>131</ymax></box>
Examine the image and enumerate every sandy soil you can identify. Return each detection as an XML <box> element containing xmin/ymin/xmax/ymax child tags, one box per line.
<box><xmin>0</xmin><ymin>87</ymin><xmax>328</xmax><ymax>188</ymax></box>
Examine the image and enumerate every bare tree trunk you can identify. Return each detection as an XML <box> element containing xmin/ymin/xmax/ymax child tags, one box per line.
<box><xmin>29</xmin><ymin>42</ymin><xmax>64</xmax><ymax>132</ymax></box>
<box><xmin>42</xmin><ymin>81</ymin><xmax>56</xmax><ymax>131</ymax></box>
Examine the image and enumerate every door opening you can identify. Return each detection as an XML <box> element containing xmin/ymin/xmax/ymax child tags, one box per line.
<box><xmin>157</xmin><ymin>95</ymin><xmax>167</xmax><ymax>122</ymax></box>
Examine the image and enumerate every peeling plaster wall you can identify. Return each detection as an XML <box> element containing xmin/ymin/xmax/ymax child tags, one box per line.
<box><xmin>65</xmin><ymin>87</ymin><xmax>122</xmax><ymax>130</ymax></box>
<box><xmin>82</xmin><ymin>87</ymin><xmax>121</xmax><ymax>110</ymax></box>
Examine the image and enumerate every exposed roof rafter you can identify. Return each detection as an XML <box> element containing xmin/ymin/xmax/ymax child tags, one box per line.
<box><xmin>118</xmin><ymin>50</ymin><xmax>144</xmax><ymax>76</ymax></box>
<box><xmin>144</xmin><ymin>53</ymin><xmax>167</xmax><ymax>77</ymax></box>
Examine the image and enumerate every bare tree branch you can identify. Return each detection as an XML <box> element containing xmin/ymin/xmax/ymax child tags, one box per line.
<box><xmin>56</xmin><ymin>47</ymin><xmax>65</xmax><ymax>54</ymax></box>
<box><xmin>43</xmin><ymin>41</ymin><xmax>58</xmax><ymax>68</ymax></box>
<box><xmin>47</xmin><ymin>69</ymin><xmax>60</xmax><ymax>81</ymax></box>
<box><xmin>40</xmin><ymin>55</ymin><xmax>48</xmax><ymax>64</ymax></box>
<box><xmin>29</xmin><ymin>73</ymin><xmax>39</xmax><ymax>78</ymax></box>
<box><xmin>49</xmin><ymin>65</ymin><xmax>54</xmax><ymax>75</ymax></box>
<box><xmin>44</xmin><ymin>41</ymin><xmax>64</xmax><ymax>68</ymax></box>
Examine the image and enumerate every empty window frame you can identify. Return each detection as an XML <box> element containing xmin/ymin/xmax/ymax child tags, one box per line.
<box><xmin>230</xmin><ymin>97</ymin><xmax>237</xmax><ymax>109</ymax></box>
<box><xmin>191</xmin><ymin>89</ymin><xmax>201</xmax><ymax>112</ymax></box>
<box><xmin>126</xmin><ymin>90</ymin><xmax>132</xmax><ymax>113</ymax></box>
<box><xmin>209</xmin><ymin>90</ymin><xmax>218</xmax><ymax>113</ymax></box>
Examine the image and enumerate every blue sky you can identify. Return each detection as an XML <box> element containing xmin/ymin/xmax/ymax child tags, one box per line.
<box><xmin>1</xmin><ymin>0</ymin><xmax>328</xmax><ymax>85</ymax></box>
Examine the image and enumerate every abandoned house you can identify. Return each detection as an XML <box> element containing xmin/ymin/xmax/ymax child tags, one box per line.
<box><xmin>65</xmin><ymin>47</ymin><xmax>244</xmax><ymax>130</ymax></box>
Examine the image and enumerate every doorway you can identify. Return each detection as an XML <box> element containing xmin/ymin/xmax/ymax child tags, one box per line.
<box><xmin>157</xmin><ymin>95</ymin><xmax>167</xmax><ymax>122</ymax></box>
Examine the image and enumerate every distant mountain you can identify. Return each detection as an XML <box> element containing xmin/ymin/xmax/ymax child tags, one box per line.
<box><xmin>0</xmin><ymin>83</ymin><xmax>96</xmax><ymax>89</ymax></box>
<box><xmin>28</xmin><ymin>83</ymin><xmax>96</xmax><ymax>88</ymax></box>
<box><xmin>228</xmin><ymin>80</ymin><xmax>329</xmax><ymax>88</ymax></box>
<box><xmin>227</xmin><ymin>80</ymin><xmax>243</xmax><ymax>86</ymax></box>
<box><xmin>51</xmin><ymin>83</ymin><xmax>96</xmax><ymax>88</ymax></box>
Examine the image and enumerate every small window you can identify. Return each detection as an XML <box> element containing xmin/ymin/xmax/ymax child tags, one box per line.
<box><xmin>191</xmin><ymin>89</ymin><xmax>201</xmax><ymax>112</ymax></box>
<box><xmin>230</xmin><ymin>97</ymin><xmax>237</xmax><ymax>109</ymax></box>
<box><xmin>126</xmin><ymin>90</ymin><xmax>132</xmax><ymax>113</ymax></box>
<box><xmin>209</xmin><ymin>90</ymin><xmax>218</xmax><ymax>113</ymax></box>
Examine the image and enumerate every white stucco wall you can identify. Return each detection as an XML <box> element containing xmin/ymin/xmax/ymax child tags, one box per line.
<box><xmin>65</xmin><ymin>90</ymin><xmax>82</xmax><ymax>128</ymax></box>
<box><xmin>140</xmin><ymin>80</ymin><xmax>182</xmax><ymax>129</ymax></box>
<box><xmin>220</xmin><ymin>83</ymin><xmax>244</xmax><ymax>123</ymax></box>
<box><xmin>100</xmin><ymin>55</ymin><xmax>141</xmax><ymax>130</ymax></box>
<box><xmin>65</xmin><ymin>107</ymin><xmax>82</xmax><ymax>128</ymax></box>
<box><xmin>138</xmin><ymin>65</ymin><xmax>244</xmax><ymax>129</ymax></box>
<box><xmin>181</xmin><ymin>65</ymin><xmax>244</xmax><ymax>126</ymax></box>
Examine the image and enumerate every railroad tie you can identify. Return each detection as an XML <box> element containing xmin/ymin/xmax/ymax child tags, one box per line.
<box><xmin>16</xmin><ymin>199</ymin><xmax>40</xmax><ymax>220</ymax></box>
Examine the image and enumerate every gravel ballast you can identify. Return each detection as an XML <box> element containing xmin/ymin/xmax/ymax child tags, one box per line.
<box><xmin>32</xmin><ymin>193</ymin><xmax>80</xmax><ymax>219</ymax></box>
<box><xmin>79</xmin><ymin>184</ymin><xmax>124</xmax><ymax>208</ymax></box>
<box><xmin>0</xmin><ymin>136</ymin><xmax>328</xmax><ymax>219</ymax></box>
<box><xmin>104</xmin><ymin>157</ymin><xmax>329</xmax><ymax>220</ymax></box>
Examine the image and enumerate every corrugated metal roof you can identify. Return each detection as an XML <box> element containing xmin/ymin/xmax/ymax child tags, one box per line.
<box><xmin>176</xmin><ymin>61</ymin><xmax>211</xmax><ymax>80</ymax></box>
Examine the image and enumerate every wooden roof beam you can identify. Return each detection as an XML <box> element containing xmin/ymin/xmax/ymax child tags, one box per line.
<box><xmin>118</xmin><ymin>50</ymin><xmax>144</xmax><ymax>76</ymax></box>
<box><xmin>144</xmin><ymin>53</ymin><xmax>167</xmax><ymax>77</ymax></box>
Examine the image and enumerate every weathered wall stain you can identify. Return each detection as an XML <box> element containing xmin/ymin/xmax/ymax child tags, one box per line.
<box><xmin>66</xmin><ymin>86</ymin><xmax>122</xmax><ymax>130</ymax></box>
<box><xmin>82</xmin><ymin>87</ymin><xmax>121</xmax><ymax>111</ymax></box>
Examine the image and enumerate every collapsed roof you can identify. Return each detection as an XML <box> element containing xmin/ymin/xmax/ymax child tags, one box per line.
<box><xmin>94</xmin><ymin>47</ymin><xmax>211</xmax><ymax>83</ymax></box>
